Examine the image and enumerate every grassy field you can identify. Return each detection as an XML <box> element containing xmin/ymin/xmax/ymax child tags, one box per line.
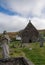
<box><xmin>0</xmin><ymin>41</ymin><xmax>45</xmax><ymax>65</ymax></box>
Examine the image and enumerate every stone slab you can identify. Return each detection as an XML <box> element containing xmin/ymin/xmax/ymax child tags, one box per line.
<box><xmin>0</xmin><ymin>57</ymin><xmax>34</xmax><ymax>65</ymax></box>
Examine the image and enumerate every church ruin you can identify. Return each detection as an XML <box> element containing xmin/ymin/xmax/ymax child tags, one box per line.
<box><xmin>20</xmin><ymin>20</ymin><xmax>39</xmax><ymax>43</ymax></box>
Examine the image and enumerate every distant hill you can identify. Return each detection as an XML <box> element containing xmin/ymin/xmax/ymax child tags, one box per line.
<box><xmin>38</xmin><ymin>29</ymin><xmax>45</xmax><ymax>32</ymax></box>
<box><xmin>0</xmin><ymin>32</ymin><xmax>19</xmax><ymax>40</ymax></box>
<box><xmin>38</xmin><ymin>29</ymin><xmax>45</xmax><ymax>37</ymax></box>
<box><xmin>0</xmin><ymin>29</ymin><xmax>45</xmax><ymax>39</ymax></box>
<box><xmin>7</xmin><ymin>32</ymin><xmax>19</xmax><ymax>38</ymax></box>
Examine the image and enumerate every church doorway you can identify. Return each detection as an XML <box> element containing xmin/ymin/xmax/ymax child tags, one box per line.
<box><xmin>29</xmin><ymin>39</ymin><xmax>32</xmax><ymax>43</ymax></box>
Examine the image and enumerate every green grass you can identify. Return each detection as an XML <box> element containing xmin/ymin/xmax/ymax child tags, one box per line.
<box><xmin>22</xmin><ymin>43</ymin><xmax>45</xmax><ymax>65</ymax></box>
<box><xmin>22</xmin><ymin>48</ymin><xmax>45</xmax><ymax>65</ymax></box>
<box><xmin>0</xmin><ymin>41</ymin><xmax>45</xmax><ymax>65</ymax></box>
<box><xmin>10</xmin><ymin>43</ymin><xmax>45</xmax><ymax>65</ymax></box>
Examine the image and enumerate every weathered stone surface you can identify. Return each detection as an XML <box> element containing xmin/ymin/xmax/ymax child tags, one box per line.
<box><xmin>0</xmin><ymin>57</ymin><xmax>34</xmax><ymax>65</ymax></box>
<box><xmin>20</xmin><ymin>20</ymin><xmax>39</xmax><ymax>43</ymax></box>
<box><xmin>1</xmin><ymin>30</ymin><xmax>10</xmax><ymax>58</ymax></box>
<box><xmin>39</xmin><ymin>34</ymin><xmax>44</xmax><ymax>47</ymax></box>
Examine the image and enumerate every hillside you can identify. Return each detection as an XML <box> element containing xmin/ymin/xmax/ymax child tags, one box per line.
<box><xmin>0</xmin><ymin>29</ymin><xmax>45</xmax><ymax>39</ymax></box>
<box><xmin>38</xmin><ymin>29</ymin><xmax>45</xmax><ymax>33</ymax></box>
<box><xmin>38</xmin><ymin>29</ymin><xmax>45</xmax><ymax>37</ymax></box>
<box><xmin>7</xmin><ymin>32</ymin><xmax>19</xmax><ymax>38</ymax></box>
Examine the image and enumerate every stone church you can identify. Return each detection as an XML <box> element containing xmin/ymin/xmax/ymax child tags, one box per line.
<box><xmin>20</xmin><ymin>20</ymin><xmax>39</xmax><ymax>43</ymax></box>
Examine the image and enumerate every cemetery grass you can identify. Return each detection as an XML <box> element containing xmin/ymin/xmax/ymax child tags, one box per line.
<box><xmin>0</xmin><ymin>41</ymin><xmax>45</xmax><ymax>65</ymax></box>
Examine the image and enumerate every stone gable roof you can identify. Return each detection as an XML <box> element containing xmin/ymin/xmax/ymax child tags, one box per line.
<box><xmin>21</xmin><ymin>20</ymin><xmax>39</xmax><ymax>38</ymax></box>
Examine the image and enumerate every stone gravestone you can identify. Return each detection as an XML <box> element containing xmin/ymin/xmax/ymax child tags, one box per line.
<box><xmin>1</xmin><ymin>30</ymin><xmax>10</xmax><ymax>59</ymax></box>
<box><xmin>39</xmin><ymin>34</ymin><xmax>44</xmax><ymax>47</ymax></box>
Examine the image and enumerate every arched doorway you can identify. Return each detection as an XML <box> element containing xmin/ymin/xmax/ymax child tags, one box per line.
<box><xmin>29</xmin><ymin>39</ymin><xmax>32</xmax><ymax>43</ymax></box>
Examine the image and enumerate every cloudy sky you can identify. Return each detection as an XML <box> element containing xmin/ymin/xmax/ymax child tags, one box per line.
<box><xmin>0</xmin><ymin>0</ymin><xmax>45</xmax><ymax>32</ymax></box>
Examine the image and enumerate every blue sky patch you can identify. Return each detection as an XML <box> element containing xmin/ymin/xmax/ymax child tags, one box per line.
<box><xmin>0</xmin><ymin>6</ymin><xmax>21</xmax><ymax>16</ymax></box>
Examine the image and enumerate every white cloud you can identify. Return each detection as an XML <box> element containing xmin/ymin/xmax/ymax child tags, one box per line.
<box><xmin>31</xmin><ymin>17</ymin><xmax>45</xmax><ymax>30</ymax></box>
<box><xmin>0</xmin><ymin>13</ymin><xmax>45</xmax><ymax>33</ymax></box>
<box><xmin>0</xmin><ymin>0</ymin><xmax>45</xmax><ymax>32</ymax></box>
<box><xmin>1</xmin><ymin>0</ymin><xmax>45</xmax><ymax>17</ymax></box>
<box><xmin>0</xmin><ymin>13</ymin><xmax>28</xmax><ymax>32</ymax></box>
